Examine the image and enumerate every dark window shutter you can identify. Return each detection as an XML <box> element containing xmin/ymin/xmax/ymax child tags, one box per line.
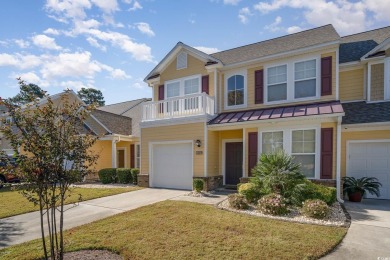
<box><xmin>321</xmin><ymin>56</ymin><xmax>332</xmax><ymax>96</ymax></box>
<box><xmin>320</xmin><ymin>128</ymin><xmax>333</xmax><ymax>179</ymax></box>
<box><xmin>158</xmin><ymin>85</ymin><xmax>164</xmax><ymax>100</ymax></box>
<box><xmin>130</xmin><ymin>144</ymin><xmax>135</xmax><ymax>168</ymax></box>
<box><xmin>202</xmin><ymin>75</ymin><xmax>209</xmax><ymax>94</ymax></box>
<box><xmin>158</xmin><ymin>85</ymin><xmax>164</xmax><ymax>113</ymax></box>
<box><xmin>248</xmin><ymin>132</ymin><xmax>258</xmax><ymax>176</ymax></box>
<box><xmin>255</xmin><ymin>70</ymin><xmax>264</xmax><ymax>104</ymax></box>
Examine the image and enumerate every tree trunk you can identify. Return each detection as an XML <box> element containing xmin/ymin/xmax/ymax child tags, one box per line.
<box><xmin>39</xmin><ymin>194</ymin><xmax>48</xmax><ymax>259</ymax></box>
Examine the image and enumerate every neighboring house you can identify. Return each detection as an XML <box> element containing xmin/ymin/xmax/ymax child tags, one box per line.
<box><xmin>139</xmin><ymin>24</ymin><xmax>390</xmax><ymax>200</ymax></box>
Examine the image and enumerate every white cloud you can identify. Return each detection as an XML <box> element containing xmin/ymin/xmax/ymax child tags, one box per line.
<box><xmin>0</xmin><ymin>53</ymin><xmax>42</xmax><ymax>70</ymax></box>
<box><xmin>45</xmin><ymin>0</ymin><xmax>92</xmax><ymax>20</ymax></box>
<box><xmin>59</xmin><ymin>80</ymin><xmax>95</xmax><ymax>91</ymax></box>
<box><xmin>0</xmin><ymin>53</ymin><xmax>18</xmax><ymax>67</ymax></box>
<box><xmin>194</xmin><ymin>46</ymin><xmax>220</xmax><ymax>54</ymax></box>
<box><xmin>10</xmin><ymin>72</ymin><xmax>50</xmax><ymax>87</ymax></box>
<box><xmin>90</xmin><ymin>0</ymin><xmax>118</xmax><ymax>13</ymax></box>
<box><xmin>252</xmin><ymin>0</ymin><xmax>390</xmax><ymax>34</ymax></box>
<box><xmin>264</xmin><ymin>16</ymin><xmax>283</xmax><ymax>32</ymax></box>
<box><xmin>238</xmin><ymin>7</ymin><xmax>252</xmax><ymax>24</ymax></box>
<box><xmin>110</xmin><ymin>68</ymin><xmax>131</xmax><ymax>79</ymax></box>
<box><xmin>44</xmin><ymin>28</ymin><xmax>60</xmax><ymax>35</ymax></box>
<box><xmin>14</xmin><ymin>39</ymin><xmax>30</xmax><ymax>48</ymax></box>
<box><xmin>287</xmin><ymin>25</ymin><xmax>304</xmax><ymax>34</ymax></box>
<box><xmin>128</xmin><ymin>1</ymin><xmax>142</xmax><ymax>11</ymax></box>
<box><xmin>223</xmin><ymin>0</ymin><xmax>241</xmax><ymax>5</ymax></box>
<box><xmin>32</xmin><ymin>34</ymin><xmax>62</xmax><ymax>50</ymax></box>
<box><xmin>86</xmin><ymin>37</ymin><xmax>107</xmax><ymax>51</ymax></box>
<box><xmin>135</xmin><ymin>22</ymin><xmax>155</xmax><ymax>37</ymax></box>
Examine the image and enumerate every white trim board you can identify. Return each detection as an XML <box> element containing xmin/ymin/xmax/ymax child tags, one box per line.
<box><xmin>222</xmin><ymin>138</ymin><xmax>243</xmax><ymax>185</ymax></box>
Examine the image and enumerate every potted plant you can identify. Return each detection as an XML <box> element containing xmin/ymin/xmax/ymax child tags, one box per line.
<box><xmin>342</xmin><ymin>177</ymin><xmax>382</xmax><ymax>202</ymax></box>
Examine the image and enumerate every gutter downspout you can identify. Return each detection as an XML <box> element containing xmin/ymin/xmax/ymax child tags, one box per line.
<box><xmin>336</xmin><ymin>117</ymin><xmax>344</xmax><ymax>203</ymax></box>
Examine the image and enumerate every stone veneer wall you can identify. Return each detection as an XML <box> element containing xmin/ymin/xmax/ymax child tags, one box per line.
<box><xmin>370</xmin><ymin>63</ymin><xmax>384</xmax><ymax>101</ymax></box>
<box><xmin>193</xmin><ymin>176</ymin><xmax>223</xmax><ymax>191</ymax></box>
<box><xmin>137</xmin><ymin>174</ymin><xmax>149</xmax><ymax>187</ymax></box>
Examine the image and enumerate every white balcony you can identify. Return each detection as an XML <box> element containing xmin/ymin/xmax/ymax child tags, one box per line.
<box><xmin>142</xmin><ymin>93</ymin><xmax>215</xmax><ymax>121</ymax></box>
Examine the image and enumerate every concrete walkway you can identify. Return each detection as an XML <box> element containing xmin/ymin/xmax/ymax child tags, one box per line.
<box><xmin>324</xmin><ymin>199</ymin><xmax>390</xmax><ymax>260</ymax></box>
<box><xmin>0</xmin><ymin>188</ymin><xmax>186</xmax><ymax>249</ymax></box>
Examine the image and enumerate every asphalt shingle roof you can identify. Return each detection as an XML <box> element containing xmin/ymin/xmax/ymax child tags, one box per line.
<box><xmin>339</xmin><ymin>26</ymin><xmax>390</xmax><ymax>63</ymax></box>
<box><xmin>91</xmin><ymin>110</ymin><xmax>132</xmax><ymax>136</ymax></box>
<box><xmin>342</xmin><ymin>101</ymin><xmax>390</xmax><ymax>124</ymax></box>
<box><xmin>210</xmin><ymin>25</ymin><xmax>340</xmax><ymax>65</ymax></box>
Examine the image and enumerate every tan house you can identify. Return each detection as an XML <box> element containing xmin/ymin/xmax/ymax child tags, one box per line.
<box><xmin>139</xmin><ymin>24</ymin><xmax>390</xmax><ymax>200</ymax></box>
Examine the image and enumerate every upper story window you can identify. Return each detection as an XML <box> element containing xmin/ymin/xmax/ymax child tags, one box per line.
<box><xmin>176</xmin><ymin>51</ymin><xmax>187</xmax><ymax>70</ymax></box>
<box><xmin>225</xmin><ymin>70</ymin><xmax>247</xmax><ymax>109</ymax></box>
<box><xmin>294</xmin><ymin>59</ymin><xmax>316</xmax><ymax>99</ymax></box>
<box><xmin>165</xmin><ymin>75</ymin><xmax>200</xmax><ymax>98</ymax></box>
<box><xmin>265</xmin><ymin>56</ymin><xmax>319</xmax><ymax>104</ymax></box>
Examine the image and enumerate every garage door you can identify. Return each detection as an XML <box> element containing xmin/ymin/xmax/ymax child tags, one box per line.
<box><xmin>151</xmin><ymin>142</ymin><xmax>192</xmax><ymax>190</ymax></box>
<box><xmin>348</xmin><ymin>142</ymin><xmax>390</xmax><ymax>199</ymax></box>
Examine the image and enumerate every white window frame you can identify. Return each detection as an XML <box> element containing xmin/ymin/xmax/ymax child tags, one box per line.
<box><xmin>135</xmin><ymin>143</ymin><xmax>141</xmax><ymax>169</ymax></box>
<box><xmin>294</xmin><ymin>59</ymin><xmax>317</xmax><ymax>99</ymax></box>
<box><xmin>176</xmin><ymin>51</ymin><xmax>188</xmax><ymax>70</ymax></box>
<box><xmin>258</xmin><ymin>125</ymin><xmax>321</xmax><ymax>179</ymax></box>
<box><xmin>264</xmin><ymin>55</ymin><xmax>320</xmax><ymax>105</ymax></box>
<box><xmin>224</xmin><ymin>69</ymin><xmax>247</xmax><ymax>110</ymax></box>
<box><xmin>164</xmin><ymin>74</ymin><xmax>201</xmax><ymax>99</ymax></box>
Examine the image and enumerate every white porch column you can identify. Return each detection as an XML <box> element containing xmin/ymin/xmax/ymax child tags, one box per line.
<box><xmin>112</xmin><ymin>139</ymin><xmax>117</xmax><ymax>168</ymax></box>
<box><xmin>336</xmin><ymin>117</ymin><xmax>344</xmax><ymax>203</ymax></box>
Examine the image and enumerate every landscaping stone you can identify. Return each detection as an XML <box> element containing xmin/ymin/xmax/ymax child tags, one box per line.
<box><xmin>218</xmin><ymin>199</ymin><xmax>348</xmax><ymax>227</ymax></box>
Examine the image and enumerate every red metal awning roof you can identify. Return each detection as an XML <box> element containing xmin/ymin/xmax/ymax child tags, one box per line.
<box><xmin>208</xmin><ymin>101</ymin><xmax>344</xmax><ymax>125</ymax></box>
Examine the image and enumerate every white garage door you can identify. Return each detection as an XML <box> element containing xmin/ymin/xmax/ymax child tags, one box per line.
<box><xmin>151</xmin><ymin>142</ymin><xmax>193</xmax><ymax>190</ymax></box>
<box><xmin>348</xmin><ymin>142</ymin><xmax>390</xmax><ymax>199</ymax></box>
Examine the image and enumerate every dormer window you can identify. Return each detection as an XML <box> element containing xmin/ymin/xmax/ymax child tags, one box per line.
<box><xmin>177</xmin><ymin>51</ymin><xmax>187</xmax><ymax>70</ymax></box>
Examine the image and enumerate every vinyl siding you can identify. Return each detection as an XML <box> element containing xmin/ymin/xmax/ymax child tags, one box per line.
<box><xmin>370</xmin><ymin>63</ymin><xmax>384</xmax><ymax>101</ymax></box>
<box><xmin>321</xmin><ymin>122</ymin><xmax>337</xmax><ymax>179</ymax></box>
<box><xmin>220</xmin><ymin>49</ymin><xmax>338</xmax><ymax>113</ymax></box>
<box><xmin>339</xmin><ymin>68</ymin><xmax>364</xmax><ymax>101</ymax></box>
<box><xmin>341</xmin><ymin>130</ymin><xmax>390</xmax><ymax>178</ymax></box>
<box><xmin>91</xmin><ymin>140</ymin><xmax>112</xmax><ymax>171</ymax></box>
<box><xmin>141</xmin><ymin>122</ymin><xmax>205</xmax><ymax>177</ymax></box>
<box><xmin>207</xmin><ymin>130</ymin><xmax>220</xmax><ymax>176</ymax></box>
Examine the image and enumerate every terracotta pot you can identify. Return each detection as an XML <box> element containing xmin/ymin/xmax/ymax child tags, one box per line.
<box><xmin>348</xmin><ymin>191</ymin><xmax>363</xmax><ymax>202</ymax></box>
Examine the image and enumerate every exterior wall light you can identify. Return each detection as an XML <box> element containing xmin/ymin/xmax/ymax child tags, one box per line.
<box><xmin>195</xmin><ymin>139</ymin><xmax>201</xmax><ymax>147</ymax></box>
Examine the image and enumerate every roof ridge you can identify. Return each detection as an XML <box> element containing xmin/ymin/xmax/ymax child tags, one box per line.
<box><xmin>210</xmin><ymin>24</ymin><xmax>335</xmax><ymax>56</ymax></box>
<box><xmin>101</xmin><ymin>98</ymin><xmax>149</xmax><ymax>108</ymax></box>
<box><xmin>341</xmin><ymin>25</ymin><xmax>390</xmax><ymax>38</ymax></box>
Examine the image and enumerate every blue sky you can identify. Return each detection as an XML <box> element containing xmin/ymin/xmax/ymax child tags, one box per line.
<box><xmin>1</xmin><ymin>0</ymin><xmax>389</xmax><ymax>105</ymax></box>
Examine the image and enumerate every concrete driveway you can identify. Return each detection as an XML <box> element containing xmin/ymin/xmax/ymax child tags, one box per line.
<box><xmin>0</xmin><ymin>188</ymin><xmax>186</xmax><ymax>249</ymax></box>
<box><xmin>324</xmin><ymin>199</ymin><xmax>390</xmax><ymax>260</ymax></box>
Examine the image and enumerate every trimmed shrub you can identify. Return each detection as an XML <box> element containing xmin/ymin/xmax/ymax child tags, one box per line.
<box><xmin>131</xmin><ymin>168</ymin><xmax>139</xmax><ymax>185</ymax></box>
<box><xmin>238</xmin><ymin>183</ymin><xmax>261</xmax><ymax>203</ymax></box>
<box><xmin>116</xmin><ymin>168</ymin><xmax>132</xmax><ymax>184</ymax></box>
<box><xmin>228</xmin><ymin>194</ymin><xmax>249</xmax><ymax>210</ymax></box>
<box><xmin>316</xmin><ymin>185</ymin><xmax>337</xmax><ymax>205</ymax></box>
<box><xmin>302</xmin><ymin>199</ymin><xmax>330</xmax><ymax>219</ymax></box>
<box><xmin>98</xmin><ymin>168</ymin><xmax>116</xmax><ymax>184</ymax></box>
<box><xmin>193</xmin><ymin>178</ymin><xmax>204</xmax><ymax>192</ymax></box>
<box><xmin>257</xmin><ymin>193</ymin><xmax>289</xmax><ymax>216</ymax></box>
<box><xmin>292</xmin><ymin>180</ymin><xmax>337</xmax><ymax>206</ymax></box>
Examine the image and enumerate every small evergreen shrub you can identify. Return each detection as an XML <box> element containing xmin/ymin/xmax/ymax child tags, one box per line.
<box><xmin>291</xmin><ymin>180</ymin><xmax>337</xmax><ymax>206</ymax></box>
<box><xmin>98</xmin><ymin>168</ymin><xmax>117</xmax><ymax>184</ymax></box>
<box><xmin>193</xmin><ymin>178</ymin><xmax>204</xmax><ymax>192</ymax></box>
<box><xmin>238</xmin><ymin>183</ymin><xmax>260</xmax><ymax>203</ymax></box>
<box><xmin>116</xmin><ymin>168</ymin><xmax>132</xmax><ymax>184</ymax></box>
<box><xmin>316</xmin><ymin>185</ymin><xmax>337</xmax><ymax>205</ymax></box>
<box><xmin>257</xmin><ymin>193</ymin><xmax>289</xmax><ymax>216</ymax></box>
<box><xmin>228</xmin><ymin>194</ymin><xmax>249</xmax><ymax>210</ymax></box>
<box><xmin>131</xmin><ymin>168</ymin><xmax>139</xmax><ymax>185</ymax></box>
<box><xmin>302</xmin><ymin>199</ymin><xmax>330</xmax><ymax>219</ymax></box>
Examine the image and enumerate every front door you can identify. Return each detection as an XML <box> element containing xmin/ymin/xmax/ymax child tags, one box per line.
<box><xmin>225</xmin><ymin>142</ymin><xmax>243</xmax><ymax>185</ymax></box>
<box><xmin>117</xmin><ymin>149</ymin><xmax>125</xmax><ymax>168</ymax></box>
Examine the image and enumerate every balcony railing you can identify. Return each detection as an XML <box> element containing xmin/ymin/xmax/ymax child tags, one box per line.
<box><xmin>142</xmin><ymin>93</ymin><xmax>215</xmax><ymax>121</ymax></box>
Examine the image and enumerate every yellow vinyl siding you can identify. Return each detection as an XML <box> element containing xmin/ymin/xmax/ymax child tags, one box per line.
<box><xmin>339</xmin><ymin>68</ymin><xmax>364</xmax><ymax>101</ymax></box>
<box><xmin>370</xmin><ymin>63</ymin><xmax>384</xmax><ymax>101</ymax></box>
<box><xmin>141</xmin><ymin>122</ymin><xmax>205</xmax><ymax>177</ymax></box>
<box><xmin>321</xmin><ymin>122</ymin><xmax>337</xmax><ymax>179</ymax></box>
<box><xmin>207</xmin><ymin>130</ymin><xmax>220</xmax><ymax>176</ymax></box>
<box><xmin>153</xmin><ymin>54</ymin><xmax>214</xmax><ymax>102</ymax></box>
<box><xmin>341</xmin><ymin>130</ymin><xmax>390</xmax><ymax>178</ymax></box>
<box><xmin>91</xmin><ymin>140</ymin><xmax>113</xmax><ymax>171</ymax></box>
<box><xmin>221</xmin><ymin>49</ymin><xmax>338</xmax><ymax>112</ymax></box>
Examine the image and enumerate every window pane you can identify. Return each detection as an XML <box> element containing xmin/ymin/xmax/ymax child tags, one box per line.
<box><xmin>304</xmin><ymin>129</ymin><xmax>316</xmax><ymax>141</ymax></box>
<box><xmin>292</xmin><ymin>130</ymin><xmax>303</xmax><ymax>141</ymax></box>
<box><xmin>184</xmin><ymin>78</ymin><xmax>199</xmax><ymax>95</ymax></box>
<box><xmin>273</xmin><ymin>131</ymin><xmax>283</xmax><ymax>142</ymax></box>
<box><xmin>236</xmin><ymin>75</ymin><xmax>244</xmax><ymax>90</ymax></box>
<box><xmin>228</xmin><ymin>76</ymin><xmax>235</xmax><ymax>91</ymax></box>
<box><xmin>268</xmin><ymin>65</ymin><xmax>287</xmax><ymax>85</ymax></box>
<box><xmin>292</xmin><ymin>141</ymin><xmax>303</xmax><ymax>153</ymax></box>
<box><xmin>236</xmin><ymin>89</ymin><xmax>244</xmax><ymax>105</ymax></box>
<box><xmin>166</xmin><ymin>82</ymin><xmax>180</xmax><ymax>98</ymax></box>
<box><xmin>268</xmin><ymin>83</ymin><xmax>287</xmax><ymax>102</ymax></box>
<box><xmin>262</xmin><ymin>131</ymin><xmax>283</xmax><ymax>154</ymax></box>
<box><xmin>228</xmin><ymin>91</ymin><xmax>236</xmax><ymax>106</ymax></box>
<box><xmin>294</xmin><ymin>155</ymin><xmax>315</xmax><ymax>178</ymax></box>
<box><xmin>294</xmin><ymin>79</ymin><xmax>316</xmax><ymax>98</ymax></box>
<box><xmin>304</xmin><ymin>141</ymin><xmax>315</xmax><ymax>153</ymax></box>
<box><xmin>295</xmin><ymin>60</ymin><xmax>316</xmax><ymax>80</ymax></box>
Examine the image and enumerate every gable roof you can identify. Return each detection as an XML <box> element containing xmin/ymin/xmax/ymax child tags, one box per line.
<box><xmin>90</xmin><ymin>110</ymin><xmax>132</xmax><ymax>136</ymax></box>
<box><xmin>339</xmin><ymin>26</ymin><xmax>390</xmax><ymax>63</ymax></box>
<box><xmin>210</xmin><ymin>24</ymin><xmax>340</xmax><ymax>65</ymax></box>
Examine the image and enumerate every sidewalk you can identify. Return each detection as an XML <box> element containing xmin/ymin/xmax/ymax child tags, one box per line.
<box><xmin>0</xmin><ymin>188</ymin><xmax>186</xmax><ymax>248</ymax></box>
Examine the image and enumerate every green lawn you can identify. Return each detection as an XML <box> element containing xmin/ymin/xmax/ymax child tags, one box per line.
<box><xmin>0</xmin><ymin>186</ymin><xmax>141</xmax><ymax>219</ymax></box>
<box><xmin>0</xmin><ymin>201</ymin><xmax>347</xmax><ymax>260</ymax></box>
